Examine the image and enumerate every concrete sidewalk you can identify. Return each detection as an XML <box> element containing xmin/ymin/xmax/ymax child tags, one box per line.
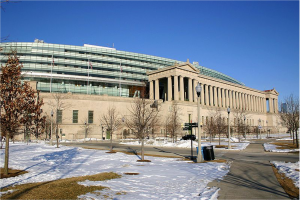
<box><xmin>208</xmin><ymin>141</ymin><xmax>291</xmax><ymax>199</ymax></box>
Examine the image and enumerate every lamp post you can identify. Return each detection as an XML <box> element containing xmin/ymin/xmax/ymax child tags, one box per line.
<box><xmin>50</xmin><ymin>110</ymin><xmax>53</xmax><ymax>145</ymax></box>
<box><xmin>258</xmin><ymin>118</ymin><xmax>262</xmax><ymax>139</ymax></box>
<box><xmin>266</xmin><ymin>120</ymin><xmax>268</xmax><ymax>138</ymax></box>
<box><xmin>84</xmin><ymin>121</ymin><xmax>87</xmax><ymax>141</ymax></box>
<box><xmin>122</xmin><ymin>117</ymin><xmax>125</xmax><ymax>142</ymax></box>
<box><xmin>227</xmin><ymin>107</ymin><xmax>231</xmax><ymax>149</ymax></box>
<box><xmin>195</xmin><ymin>83</ymin><xmax>202</xmax><ymax>163</ymax></box>
<box><xmin>244</xmin><ymin>116</ymin><xmax>246</xmax><ymax>139</ymax></box>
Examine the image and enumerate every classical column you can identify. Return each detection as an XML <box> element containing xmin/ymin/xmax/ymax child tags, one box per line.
<box><xmin>239</xmin><ymin>92</ymin><xmax>242</xmax><ymax>110</ymax></box>
<box><xmin>241</xmin><ymin>93</ymin><xmax>245</xmax><ymax>111</ymax></box>
<box><xmin>249</xmin><ymin>95</ymin><xmax>252</xmax><ymax>111</ymax></box>
<box><xmin>228</xmin><ymin>90</ymin><xmax>232</xmax><ymax>108</ymax></box>
<box><xmin>193</xmin><ymin>79</ymin><xmax>198</xmax><ymax>102</ymax></box>
<box><xmin>232</xmin><ymin>91</ymin><xmax>236</xmax><ymax>109</ymax></box>
<box><xmin>246</xmin><ymin>94</ymin><xmax>249</xmax><ymax>111</ymax></box>
<box><xmin>155</xmin><ymin>79</ymin><xmax>159</xmax><ymax>100</ymax></box>
<box><xmin>269</xmin><ymin>98</ymin><xmax>274</xmax><ymax>113</ymax></box>
<box><xmin>275</xmin><ymin>98</ymin><xmax>278</xmax><ymax>113</ymax></box>
<box><xmin>222</xmin><ymin>88</ymin><xmax>225</xmax><ymax>107</ymax></box>
<box><xmin>188</xmin><ymin>78</ymin><xmax>193</xmax><ymax>102</ymax></box>
<box><xmin>213</xmin><ymin>86</ymin><xmax>217</xmax><ymax>106</ymax></box>
<box><xmin>256</xmin><ymin>96</ymin><xmax>259</xmax><ymax>112</ymax></box>
<box><xmin>225</xmin><ymin>89</ymin><xmax>228</xmax><ymax>107</ymax></box>
<box><xmin>200</xmin><ymin>84</ymin><xmax>204</xmax><ymax>105</ymax></box>
<box><xmin>174</xmin><ymin>75</ymin><xmax>179</xmax><ymax>101</ymax></box>
<box><xmin>217</xmin><ymin>87</ymin><xmax>221</xmax><ymax>107</ymax></box>
<box><xmin>149</xmin><ymin>80</ymin><xmax>154</xmax><ymax>100</ymax></box>
<box><xmin>179</xmin><ymin>76</ymin><xmax>184</xmax><ymax>101</ymax></box>
<box><xmin>209</xmin><ymin>85</ymin><xmax>213</xmax><ymax>106</ymax></box>
<box><xmin>168</xmin><ymin>76</ymin><xmax>172</xmax><ymax>101</ymax></box>
<box><xmin>205</xmin><ymin>84</ymin><xmax>209</xmax><ymax>105</ymax></box>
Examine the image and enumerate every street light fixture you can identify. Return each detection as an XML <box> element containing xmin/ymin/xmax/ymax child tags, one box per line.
<box><xmin>195</xmin><ymin>82</ymin><xmax>203</xmax><ymax>163</ymax></box>
<box><xmin>50</xmin><ymin>110</ymin><xmax>53</xmax><ymax>145</ymax></box>
<box><xmin>227</xmin><ymin>107</ymin><xmax>231</xmax><ymax>149</ymax></box>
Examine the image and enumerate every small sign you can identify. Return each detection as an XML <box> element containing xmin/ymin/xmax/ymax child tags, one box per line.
<box><xmin>258</xmin><ymin>125</ymin><xmax>262</xmax><ymax>130</ymax></box>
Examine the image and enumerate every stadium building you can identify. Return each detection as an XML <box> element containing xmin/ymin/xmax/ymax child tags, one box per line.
<box><xmin>0</xmin><ymin>40</ymin><xmax>281</xmax><ymax>140</ymax></box>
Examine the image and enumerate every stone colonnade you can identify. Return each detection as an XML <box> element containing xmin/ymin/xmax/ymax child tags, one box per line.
<box><xmin>149</xmin><ymin>77</ymin><xmax>278</xmax><ymax>114</ymax></box>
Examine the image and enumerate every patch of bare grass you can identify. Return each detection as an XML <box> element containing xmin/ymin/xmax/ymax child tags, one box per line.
<box><xmin>272</xmin><ymin>164</ymin><xmax>299</xmax><ymax>199</ymax></box>
<box><xmin>124</xmin><ymin>172</ymin><xmax>139</xmax><ymax>175</ymax></box>
<box><xmin>214</xmin><ymin>145</ymin><xmax>236</xmax><ymax>149</ymax></box>
<box><xmin>0</xmin><ymin>172</ymin><xmax>121</xmax><ymax>199</ymax></box>
<box><xmin>0</xmin><ymin>168</ymin><xmax>28</xmax><ymax>179</ymax></box>
<box><xmin>271</xmin><ymin>141</ymin><xmax>299</xmax><ymax>150</ymax></box>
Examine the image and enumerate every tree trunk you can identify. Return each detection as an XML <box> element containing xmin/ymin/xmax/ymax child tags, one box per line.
<box><xmin>295</xmin><ymin>130</ymin><xmax>298</xmax><ymax>148</ymax></box>
<box><xmin>141</xmin><ymin>138</ymin><xmax>144</xmax><ymax>160</ymax></box>
<box><xmin>292</xmin><ymin>130</ymin><xmax>295</xmax><ymax>145</ymax></box>
<box><xmin>219</xmin><ymin>133</ymin><xmax>221</xmax><ymax>145</ymax></box>
<box><xmin>4</xmin><ymin>136</ymin><xmax>9</xmax><ymax>175</ymax></box>
<box><xmin>110</xmin><ymin>132</ymin><xmax>113</xmax><ymax>152</ymax></box>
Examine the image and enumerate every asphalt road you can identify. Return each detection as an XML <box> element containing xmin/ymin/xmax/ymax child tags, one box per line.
<box><xmin>64</xmin><ymin>139</ymin><xmax>299</xmax><ymax>199</ymax></box>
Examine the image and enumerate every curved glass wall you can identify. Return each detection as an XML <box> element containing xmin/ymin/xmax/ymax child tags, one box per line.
<box><xmin>0</xmin><ymin>42</ymin><xmax>244</xmax><ymax>97</ymax></box>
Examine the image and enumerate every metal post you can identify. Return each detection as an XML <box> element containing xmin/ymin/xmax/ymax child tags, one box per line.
<box><xmin>228</xmin><ymin>107</ymin><xmax>231</xmax><ymax>149</ymax></box>
<box><xmin>196</xmin><ymin>95</ymin><xmax>202</xmax><ymax>163</ymax></box>
<box><xmin>196</xmin><ymin>83</ymin><xmax>202</xmax><ymax>163</ymax></box>
<box><xmin>244</xmin><ymin>116</ymin><xmax>246</xmax><ymax>139</ymax></box>
<box><xmin>50</xmin><ymin>110</ymin><xmax>53</xmax><ymax>145</ymax></box>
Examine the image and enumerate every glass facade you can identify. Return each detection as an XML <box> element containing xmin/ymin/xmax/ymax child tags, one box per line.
<box><xmin>0</xmin><ymin>42</ymin><xmax>244</xmax><ymax>98</ymax></box>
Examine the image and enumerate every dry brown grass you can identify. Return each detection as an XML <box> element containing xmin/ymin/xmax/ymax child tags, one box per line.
<box><xmin>0</xmin><ymin>172</ymin><xmax>121</xmax><ymax>199</ymax></box>
<box><xmin>272</xmin><ymin>164</ymin><xmax>299</xmax><ymax>199</ymax></box>
<box><xmin>0</xmin><ymin>168</ymin><xmax>28</xmax><ymax>179</ymax></box>
<box><xmin>271</xmin><ymin>141</ymin><xmax>299</xmax><ymax>150</ymax></box>
<box><xmin>124</xmin><ymin>172</ymin><xmax>139</xmax><ymax>175</ymax></box>
<box><xmin>214</xmin><ymin>145</ymin><xmax>236</xmax><ymax>149</ymax></box>
<box><xmin>137</xmin><ymin>160</ymin><xmax>151</xmax><ymax>162</ymax></box>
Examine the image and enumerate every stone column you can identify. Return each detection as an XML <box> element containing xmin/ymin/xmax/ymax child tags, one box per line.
<box><xmin>205</xmin><ymin>84</ymin><xmax>209</xmax><ymax>105</ymax></box>
<box><xmin>193</xmin><ymin>79</ymin><xmax>198</xmax><ymax>102</ymax></box>
<box><xmin>149</xmin><ymin>80</ymin><xmax>154</xmax><ymax>100</ymax></box>
<box><xmin>174</xmin><ymin>75</ymin><xmax>179</xmax><ymax>101</ymax></box>
<box><xmin>249</xmin><ymin>95</ymin><xmax>253</xmax><ymax>111</ymax></box>
<box><xmin>217</xmin><ymin>87</ymin><xmax>221</xmax><ymax>107</ymax></box>
<box><xmin>213</xmin><ymin>86</ymin><xmax>217</xmax><ymax>106</ymax></box>
<box><xmin>275</xmin><ymin>98</ymin><xmax>278</xmax><ymax>113</ymax></box>
<box><xmin>232</xmin><ymin>91</ymin><xmax>236</xmax><ymax>109</ymax></box>
<box><xmin>228</xmin><ymin>90</ymin><xmax>232</xmax><ymax>108</ymax></box>
<box><xmin>188</xmin><ymin>78</ymin><xmax>193</xmax><ymax>102</ymax></box>
<box><xmin>179</xmin><ymin>76</ymin><xmax>184</xmax><ymax>101</ymax></box>
<box><xmin>168</xmin><ymin>76</ymin><xmax>172</xmax><ymax>101</ymax></box>
<box><xmin>256</xmin><ymin>96</ymin><xmax>259</xmax><ymax>112</ymax></box>
<box><xmin>200</xmin><ymin>84</ymin><xmax>204</xmax><ymax>105</ymax></box>
<box><xmin>209</xmin><ymin>85</ymin><xmax>213</xmax><ymax>106</ymax></box>
<box><xmin>246</xmin><ymin>94</ymin><xmax>249</xmax><ymax>111</ymax></box>
<box><xmin>225</xmin><ymin>89</ymin><xmax>228</xmax><ymax>107</ymax></box>
<box><xmin>271</xmin><ymin>98</ymin><xmax>274</xmax><ymax>113</ymax></box>
<box><xmin>222</xmin><ymin>88</ymin><xmax>225</xmax><ymax>107</ymax></box>
<box><xmin>155</xmin><ymin>79</ymin><xmax>159</xmax><ymax>100</ymax></box>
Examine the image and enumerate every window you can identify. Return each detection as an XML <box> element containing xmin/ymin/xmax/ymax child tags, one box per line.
<box><xmin>73</xmin><ymin>110</ymin><xmax>78</xmax><ymax>123</ymax></box>
<box><xmin>88</xmin><ymin>111</ymin><xmax>94</xmax><ymax>124</ymax></box>
<box><xmin>57</xmin><ymin>110</ymin><xmax>62</xmax><ymax>123</ymax></box>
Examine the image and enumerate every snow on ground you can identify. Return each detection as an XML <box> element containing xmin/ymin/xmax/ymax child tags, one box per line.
<box><xmin>120</xmin><ymin>139</ymin><xmax>249</xmax><ymax>151</ymax></box>
<box><xmin>271</xmin><ymin>161</ymin><xmax>299</xmax><ymax>188</ymax></box>
<box><xmin>0</xmin><ymin>142</ymin><xmax>230</xmax><ymax>199</ymax></box>
<box><xmin>263</xmin><ymin>143</ymin><xmax>299</xmax><ymax>153</ymax></box>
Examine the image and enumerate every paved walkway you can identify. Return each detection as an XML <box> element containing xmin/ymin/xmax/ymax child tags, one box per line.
<box><xmin>207</xmin><ymin>141</ymin><xmax>291</xmax><ymax>199</ymax></box>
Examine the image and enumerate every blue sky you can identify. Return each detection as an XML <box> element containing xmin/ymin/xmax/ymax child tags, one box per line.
<box><xmin>1</xmin><ymin>1</ymin><xmax>299</xmax><ymax>103</ymax></box>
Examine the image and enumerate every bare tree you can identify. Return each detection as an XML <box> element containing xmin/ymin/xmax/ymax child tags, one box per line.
<box><xmin>166</xmin><ymin>103</ymin><xmax>182</xmax><ymax>143</ymax></box>
<box><xmin>0</xmin><ymin>52</ymin><xmax>40</xmax><ymax>175</ymax></box>
<box><xmin>212</xmin><ymin>109</ymin><xmax>228</xmax><ymax>145</ymax></box>
<box><xmin>280</xmin><ymin>94</ymin><xmax>299</xmax><ymax>147</ymax></box>
<box><xmin>233</xmin><ymin>109</ymin><xmax>249</xmax><ymax>142</ymax></box>
<box><xmin>80</xmin><ymin>118</ymin><xmax>93</xmax><ymax>141</ymax></box>
<box><xmin>100</xmin><ymin>106</ymin><xmax>121</xmax><ymax>152</ymax></box>
<box><xmin>126</xmin><ymin>98</ymin><xmax>159</xmax><ymax>161</ymax></box>
<box><xmin>47</xmin><ymin>92</ymin><xmax>70</xmax><ymax>147</ymax></box>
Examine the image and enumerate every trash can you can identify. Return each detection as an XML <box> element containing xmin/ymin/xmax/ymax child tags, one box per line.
<box><xmin>204</xmin><ymin>145</ymin><xmax>215</xmax><ymax>161</ymax></box>
<box><xmin>196</xmin><ymin>146</ymin><xmax>205</xmax><ymax>159</ymax></box>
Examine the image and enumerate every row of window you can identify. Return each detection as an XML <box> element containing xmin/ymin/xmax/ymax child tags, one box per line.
<box><xmin>56</xmin><ymin>110</ymin><xmax>94</xmax><ymax>124</ymax></box>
